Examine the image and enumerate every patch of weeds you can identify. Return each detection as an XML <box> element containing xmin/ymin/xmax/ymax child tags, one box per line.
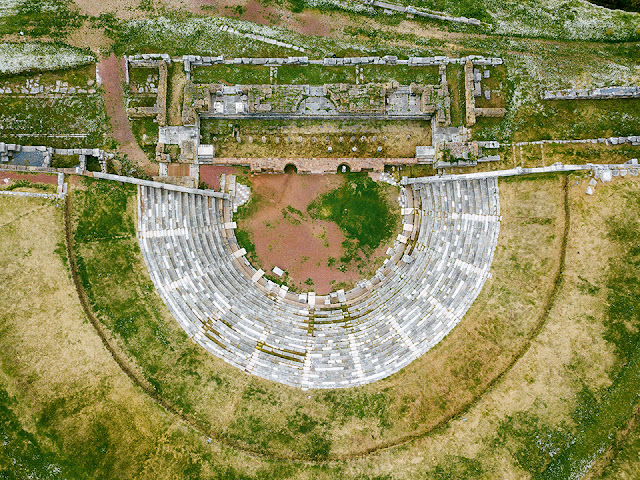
<box><xmin>51</xmin><ymin>154</ymin><xmax>79</xmax><ymax>169</ymax></box>
<box><xmin>241</xmin><ymin>383</ymin><xmax>278</xmax><ymax>406</ymax></box>
<box><xmin>226</xmin><ymin>415</ymin><xmax>271</xmax><ymax>450</ymax></box>
<box><xmin>54</xmin><ymin>241</ymin><xmax>68</xmax><ymax>268</ymax></box>
<box><xmin>577</xmin><ymin>276</ymin><xmax>600</xmax><ymax>296</ymax></box>
<box><xmin>0</xmin><ymin>0</ymin><xmax>85</xmax><ymax>38</ymax></box>
<box><xmin>281</xmin><ymin>207</ymin><xmax>301</xmax><ymax>225</ymax></box>
<box><xmin>496</xmin><ymin>411</ymin><xmax>574</xmax><ymax>475</ymax></box>
<box><xmin>0</xmin><ymin>386</ymin><xmax>69</xmax><ymax>478</ymax></box>
<box><xmin>116</xmin><ymin>154</ymin><xmax>151</xmax><ymax>180</ymax></box>
<box><xmin>308</xmin><ymin>174</ymin><xmax>396</xmax><ymax>250</ymax></box>
<box><xmin>526</xmin><ymin>217</ymin><xmax>553</xmax><ymax>225</ymax></box>
<box><xmin>139</xmin><ymin>0</ymin><xmax>153</xmax><ymax>12</ymax></box>
<box><xmin>234</xmin><ymin>192</ymin><xmax>262</xmax><ymax>222</ymax></box>
<box><xmin>4</xmin><ymin>179</ymin><xmax>54</xmax><ymax>193</ymax></box>
<box><xmin>73</xmin><ymin>181</ymin><xmax>135</xmax><ymax>243</ymax></box>
<box><xmin>321</xmin><ymin>390</ymin><xmax>392</xmax><ymax>429</ymax></box>
<box><xmin>289</xmin><ymin>0</ymin><xmax>306</xmax><ymax>13</ymax></box>
<box><xmin>305</xmin><ymin>432</ymin><xmax>332</xmax><ymax>460</ymax></box>
<box><xmin>235</xmin><ymin>229</ymin><xmax>256</xmax><ymax>259</ymax></box>
<box><xmin>36</xmin><ymin>397</ymin><xmax>67</xmax><ymax>430</ymax></box>
<box><xmin>286</xmin><ymin>410</ymin><xmax>320</xmax><ymax>435</ymax></box>
<box><xmin>426</xmin><ymin>455</ymin><xmax>485</xmax><ymax>479</ymax></box>
<box><xmin>111</xmin><ymin>298</ymin><xmax>141</xmax><ymax>339</ymax></box>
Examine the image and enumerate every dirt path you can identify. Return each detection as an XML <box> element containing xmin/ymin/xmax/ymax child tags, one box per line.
<box><xmin>0</xmin><ymin>172</ymin><xmax>59</xmax><ymax>186</ymax></box>
<box><xmin>98</xmin><ymin>54</ymin><xmax>157</xmax><ymax>176</ymax></box>
<box><xmin>167</xmin><ymin>63</ymin><xmax>186</xmax><ymax>126</ymax></box>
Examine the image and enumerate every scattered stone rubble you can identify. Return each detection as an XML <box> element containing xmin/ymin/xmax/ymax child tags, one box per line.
<box><xmin>130</xmin><ymin>72</ymin><xmax>160</xmax><ymax>94</ymax></box>
<box><xmin>125</xmin><ymin>58</ymin><xmax>168</xmax><ymax>127</ymax></box>
<box><xmin>214</xmin><ymin>26</ymin><xmax>307</xmax><ymax>53</ymax></box>
<box><xmin>510</xmin><ymin>136</ymin><xmax>640</xmax><ymax>147</ymax></box>
<box><xmin>0</xmin><ymin>77</ymin><xmax>97</xmax><ymax>96</ymax></box>
<box><xmin>464</xmin><ymin>60</ymin><xmax>505</xmax><ymax>126</ymax></box>
<box><xmin>0</xmin><ymin>143</ymin><xmax>112</xmax><ymax>172</ymax></box>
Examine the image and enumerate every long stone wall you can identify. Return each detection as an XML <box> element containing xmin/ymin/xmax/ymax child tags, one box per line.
<box><xmin>464</xmin><ymin>60</ymin><xmax>476</xmax><ymax>126</ymax></box>
<box><xmin>185</xmin><ymin>54</ymin><xmax>502</xmax><ymax>69</ymax></box>
<box><xmin>0</xmin><ymin>190</ymin><xmax>59</xmax><ymax>200</ymax></box>
<box><xmin>361</xmin><ymin>0</ymin><xmax>488</xmax><ymax>26</ymax></box>
<box><xmin>92</xmin><ymin>172</ymin><xmax>228</xmax><ymax>199</ymax></box>
<box><xmin>509</xmin><ymin>135</ymin><xmax>640</xmax><ymax>147</ymax></box>
<box><xmin>403</xmin><ymin>160</ymin><xmax>640</xmax><ymax>184</ymax></box>
<box><xmin>543</xmin><ymin>86</ymin><xmax>640</xmax><ymax>101</ymax></box>
<box><xmin>212</xmin><ymin>156</ymin><xmax>417</xmax><ymax>173</ymax></box>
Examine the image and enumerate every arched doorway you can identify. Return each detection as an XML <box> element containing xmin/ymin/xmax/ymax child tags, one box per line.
<box><xmin>284</xmin><ymin>163</ymin><xmax>298</xmax><ymax>174</ymax></box>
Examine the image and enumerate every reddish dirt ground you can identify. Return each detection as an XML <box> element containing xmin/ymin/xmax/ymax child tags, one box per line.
<box><xmin>240</xmin><ymin>173</ymin><xmax>388</xmax><ymax>294</ymax></box>
<box><xmin>98</xmin><ymin>54</ymin><xmax>157</xmax><ymax>176</ymax></box>
<box><xmin>295</xmin><ymin>12</ymin><xmax>332</xmax><ymax>36</ymax></box>
<box><xmin>199</xmin><ymin>165</ymin><xmax>245</xmax><ymax>190</ymax></box>
<box><xmin>0</xmin><ymin>172</ymin><xmax>59</xmax><ymax>186</ymax></box>
<box><xmin>191</xmin><ymin>0</ymin><xmax>331</xmax><ymax>36</ymax></box>
<box><xmin>68</xmin><ymin>175</ymin><xmax>89</xmax><ymax>186</ymax></box>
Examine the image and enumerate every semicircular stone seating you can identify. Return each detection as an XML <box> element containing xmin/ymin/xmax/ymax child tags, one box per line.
<box><xmin>137</xmin><ymin>177</ymin><xmax>501</xmax><ymax>389</ymax></box>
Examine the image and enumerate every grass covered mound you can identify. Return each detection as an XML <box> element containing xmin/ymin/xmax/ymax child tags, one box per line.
<box><xmin>307</xmin><ymin>173</ymin><xmax>397</xmax><ymax>264</ymax></box>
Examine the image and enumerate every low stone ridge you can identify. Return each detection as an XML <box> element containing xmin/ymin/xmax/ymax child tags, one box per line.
<box><xmin>543</xmin><ymin>85</ymin><xmax>640</xmax><ymax>100</ymax></box>
<box><xmin>362</xmin><ymin>0</ymin><xmax>489</xmax><ymax>26</ymax></box>
<box><xmin>137</xmin><ymin>178</ymin><xmax>501</xmax><ymax>389</ymax></box>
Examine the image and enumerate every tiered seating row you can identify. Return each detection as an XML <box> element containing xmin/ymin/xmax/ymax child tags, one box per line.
<box><xmin>136</xmin><ymin>178</ymin><xmax>501</xmax><ymax>389</ymax></box>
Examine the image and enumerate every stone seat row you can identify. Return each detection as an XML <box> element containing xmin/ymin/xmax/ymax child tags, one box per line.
<box><xmin>141</xmin><ymin>188</ymin><xmax>496</xmax><ymax>378</ymax></box>
<box><xmin>137</xmin><ymin>178</ymin><xmax>501</xmax><ymax>388</ymax></box>
<box><xmin>141</xmin><ymin>188</ymin><xmax>496</xmax><ymax>382</ymax></box>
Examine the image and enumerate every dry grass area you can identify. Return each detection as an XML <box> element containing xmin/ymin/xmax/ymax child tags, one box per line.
<box><xmin>516</xmin><ymin>143</ymin><xmax>640</xmax><ymax>169</ymax></box>
<box><xmin>73</xmin><ymin>0</ymin><xmax>147</xmax><ymax>19</ymax></box>
<box><xmin>167</xmin><ymin>62</ymin><xmax>187</xmax><ymax>127</ymax></box>
<box><xmin>337</xmin><ymin>174</ymin><xmax>639</xmax><ymax>479</ymax></box>
<box><xmin>0</xmin><ymin>195</ymin><xmax>263</xmax><ymax>479</ymax></box>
